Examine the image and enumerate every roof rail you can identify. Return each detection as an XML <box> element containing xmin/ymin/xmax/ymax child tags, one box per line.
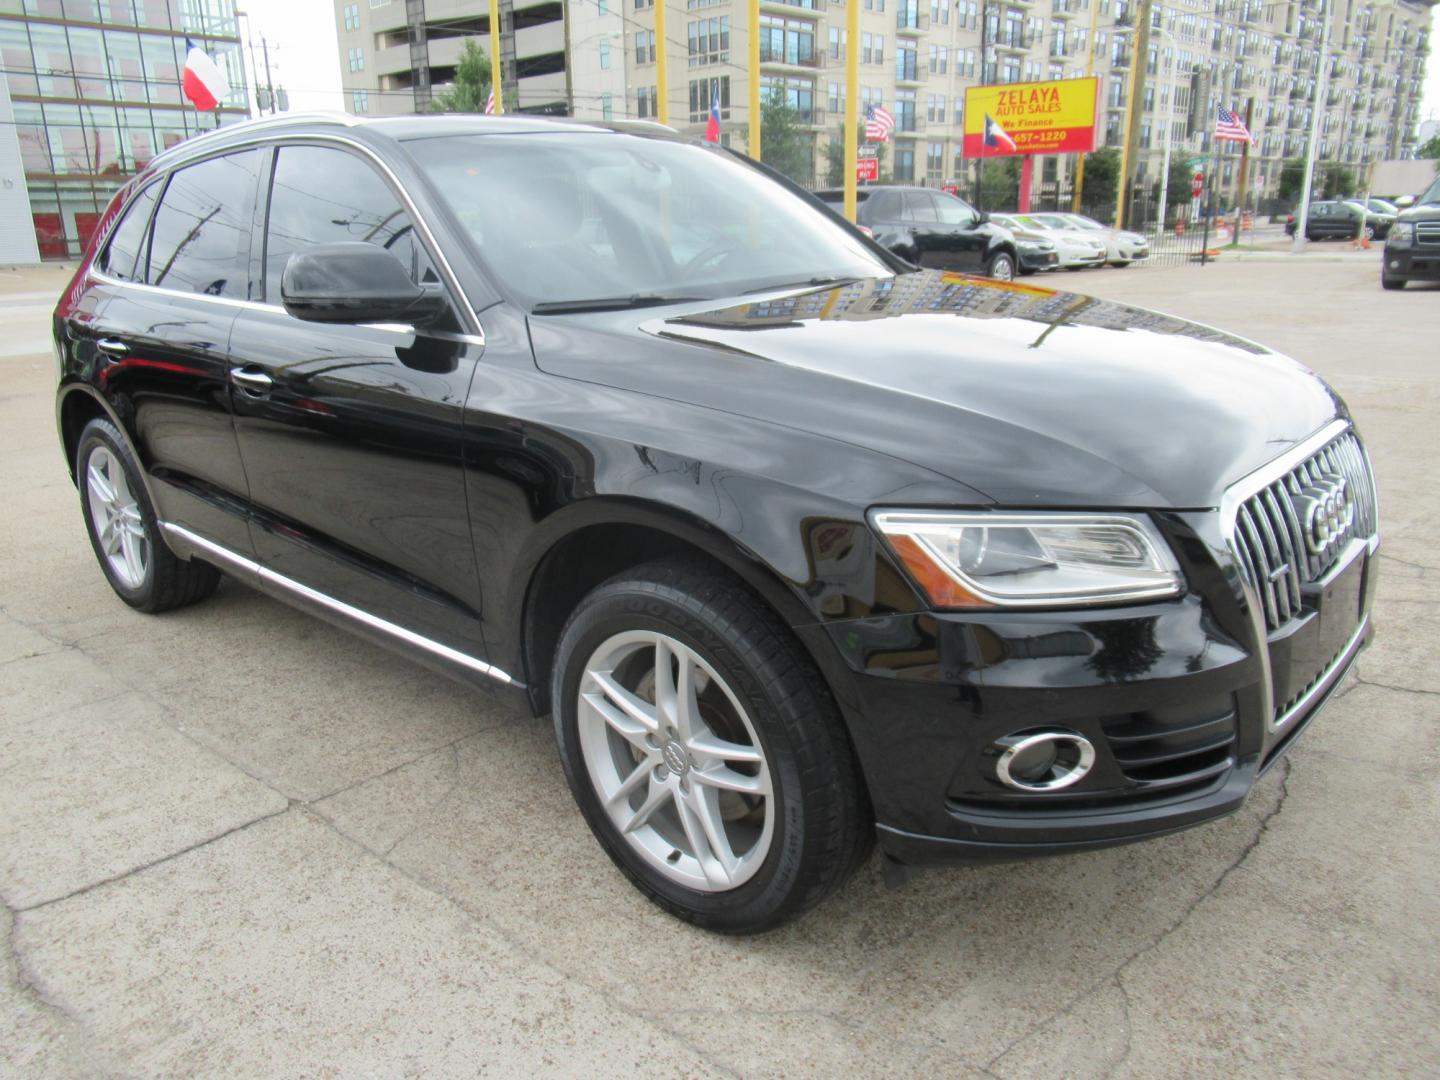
<box><xmin>149</xmin><ymin>111</ymin><xmax>362</xmax><ymax>168</ymax></box>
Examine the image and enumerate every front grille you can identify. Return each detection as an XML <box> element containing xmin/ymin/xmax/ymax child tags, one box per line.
<box><xmin>1230</xmin><ymin>430</ymin><xmax>1377</xmax><ymax>632</ymax></box>
<box><xmin>1102</xmin><ymin>709</ymin><xmax>1236</xmax><ymax>792</ymax></box>
<box><xmin>1416</xmin><ymin>222</ymin><xmax>1440</xmax><ymax>246</ymax></box>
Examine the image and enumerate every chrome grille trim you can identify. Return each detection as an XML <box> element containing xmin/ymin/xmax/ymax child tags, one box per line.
<box><xmin>1223</xmin><ymin>421</ymin><xmax>1378</xmax><ymax>635</ymax></box>
<box><xmin>1416</xmin><ymin>222</ymin><xmax>1440</xmax><ymax>246</ymax></box>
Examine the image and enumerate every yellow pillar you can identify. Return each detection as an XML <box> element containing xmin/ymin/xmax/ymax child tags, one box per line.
<box><xmin>487</xmin><ymin>0</ymin><xmax>504</xmax><ymax>114</ymax></box>
<box><xmin>655</xmin><ymin>0</ymin><xmax>669</xmax><ymax>125</ymax></box>
<box><xmin>748</xmin><ymin>0</ymin><xmax>761</xmax><ymax>158</ymax></box>
<box><xmin>843</xmin><ymin>0</ymin><xmax>859</xmax><ymax>223</ymax></box>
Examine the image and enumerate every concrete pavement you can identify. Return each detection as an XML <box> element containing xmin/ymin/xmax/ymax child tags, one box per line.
<box><xmin>2</xmin><ymin>262</ymin><xmax>1437</xmax><ymax>1077</ymax></box>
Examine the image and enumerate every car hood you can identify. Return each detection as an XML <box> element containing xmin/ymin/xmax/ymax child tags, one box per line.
<box><xmin>527</xmin><ymin>271</ymin><xmax>1342</xmax><ymax>509</ymax></box>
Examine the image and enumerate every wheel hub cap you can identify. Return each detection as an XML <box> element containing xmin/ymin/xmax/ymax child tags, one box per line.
<box><xmin>662</xmin><ymin>740</ymin><xmax>689</xmax><ymax>776</ymax></box>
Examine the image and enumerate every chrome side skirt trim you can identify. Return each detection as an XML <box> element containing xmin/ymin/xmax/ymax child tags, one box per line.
<box><xmin>161</xmin><ymin>522</ymin><xmax>517</xmax><ymax>688</ymax></box>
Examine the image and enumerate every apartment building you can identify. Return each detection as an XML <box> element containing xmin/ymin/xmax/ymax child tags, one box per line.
<box><xmin>334</xmin><ymin>0</ymin><xmax>1433</xmax><ymax>199</ymax></box>
<box><xmin>1</xmin><ymin>0</ymin><xmax>249</xmax><ymax>259</ymax></box>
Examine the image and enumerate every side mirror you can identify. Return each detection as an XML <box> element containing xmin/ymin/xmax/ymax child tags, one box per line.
<box><xmin>1394</xmin><ymin>194</ymin><xmax>1415</xmax><ymax>208</ymax></box>
<box><xmin>974</xmin><ymin>211</ymin><xmax>990</xmax><ymax>225</ymax></box>
<box><xmin>281</xmin><ymin>242</ymin><xmax>448</xmax><ymax>325</ymax></box>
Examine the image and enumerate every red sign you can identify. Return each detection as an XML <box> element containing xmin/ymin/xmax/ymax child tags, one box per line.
<box><xmin>1191</xmin><ymin>172</ymin><xmax>1204</xmax><ymax>197</ymax></box>
<box><xmin>941</xmin><ymin>184</ymin><xmax>959</xmax><ymax>196</ymax></box>
<box><xmin>856</xmin><ymin>157</ymin><xmax>879</xmax><ymax>182</ymax></box>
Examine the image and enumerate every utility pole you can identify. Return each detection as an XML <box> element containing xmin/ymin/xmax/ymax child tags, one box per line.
<box><xmin>1293</xmin><ymin>0</ymin><xmax>1332</xmax><ymax>253</ymax></box>
<box><xmin>748</xmin><ymin>0</ymin><xmax>761</xmax><ymax>158</ymax></box>
<box><xmin>488</xmin><ymin>0</ymin><xmax>504</xmax><ymax>114</ymax></box>
<box><xmin>260</xmin><ymin>35</ymin><xmax>276</xmax><ymax>115</ymax></box>
<box><xmin>1071</xmin><ymin>0</ymin><xmax>1103</xmax><ymax>212</ymax></box>
<box><xmin>1115</xmin><ymin>0</ymin><xmax>1152</xmax><ymax>230</ymax></box>
<box><xmin>655</xmin><ymin>0</ymin><xmax>669</xmax><ymax>125</ymax></box>
<box><xmin>842</xmin><ymin>0</ymin><xmax>859</xmax><ymax>222</ymax></box>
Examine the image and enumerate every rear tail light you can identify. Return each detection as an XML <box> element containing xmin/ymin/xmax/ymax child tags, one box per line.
<box><xmin>857</xmin><ymin>225</ymin><xmax>874</xmax><ymax>238</ymax></box>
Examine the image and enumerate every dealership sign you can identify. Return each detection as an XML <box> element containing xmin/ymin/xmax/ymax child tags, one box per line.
<box><xmin>961</xmin><ymin>77</ymin><xmax>1098</xmax><ymax>157</ymax></box>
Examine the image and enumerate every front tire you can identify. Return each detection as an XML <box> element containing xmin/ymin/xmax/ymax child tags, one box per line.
<box><xmin>552</xmin><ymin>559</ymin><xmax>869</xmax><ymax>933</ymax></box>
<box><xmin>1381</xmin><ymin>274</ymin><xmax>1405</xmax><ymax>291</ymax></box>
<box><xmin>985</xmin><ymin>251</ymin><xmax>1016</xmax><ymax>281</ymax></box>
<box><xmin>76</xmin><ymin>418</ymin><xmax>220</xmax><ymax>612</ymax></box>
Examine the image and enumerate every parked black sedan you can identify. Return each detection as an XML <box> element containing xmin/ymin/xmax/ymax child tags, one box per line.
<box><xmin>816</xmin><ymin>186</ymin><xmax>1020</xmax><ymax>280</ymax></box>
<box><xmin>1285</xmin><ymin>200</ymin><xmax>1369</xmax><ymax>240</ymax></box>
<box><xmin>56</xmin><ymin>114</ymin><xmax>1378</xmax><ymax>933</ymax></box>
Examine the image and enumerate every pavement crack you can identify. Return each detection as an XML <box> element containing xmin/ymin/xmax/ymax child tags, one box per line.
<box><xmin>15</xmin><ymin>803</ymin><xmax>293</xmax><ymax>913</ymax></box>
<box><xmin>1355</xmin><ymin>675</ymin><xmax>1440</xmax><ymax>697</ymax></box>
<box><xmin>1378</xmin><ymin>553</ymin><xmax>1436</xmax><ymax>573</ymax></box>
<box><xmin>986</xmin><ymin>758</ymin><xmax>1292</xmax><ymax>1076</ymax></box>
<box><xmin>382</xmin><ymin>742</ymin><xmax>464</xmax><ymax>858</ymax></box>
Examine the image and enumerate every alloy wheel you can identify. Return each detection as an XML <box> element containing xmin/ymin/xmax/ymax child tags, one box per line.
<box><xmin>576</xmin><ymin>630</ymin><xmax>774</xmax><ymax>892</ymax></box>
<box><xmin>85</xmin><ymin>445</ymin><xmax>149</xmax><ymax>590</ymax></box>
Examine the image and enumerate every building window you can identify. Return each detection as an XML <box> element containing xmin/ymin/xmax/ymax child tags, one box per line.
<box><xmin>635</xmin><ymin>30</ymin><xmax>656</xmax><ymax>64</ymax></box>
<box><xmin>895</xmin><ymin>147</ymin><xmax>914</xmax><ymax>181</ymax></box>
<box><xmin>348</xmin><ymin>46</ymin><xmax>364</xmax><ymax>71</ymax></box>
<box><xmin>896</xmin><ymin>42</ymin><xmax>918</xmax><ymax>81</ymax></box>
<box><xmin>829</xmin><ymin>26</ymin><xmax>844</xmax><ymax>59</ymax></box>
<box><xmin>761</xmin><ymin>74</ymin><xmax>815</xmax><ymax>123</ymax></box>
<box><xmin>637</xmin><ymin>85</ymin><xmax>658</xmax><ymax>117</ymax></box>
<box><xmin>343</xmin><ymin>4</ymin><xmax>360</xmax><ymax>30</ymax></box>
<box><xmin>688</xmin><ymin>75</ymin><xmax>730</xmax><ymax>123</ymax></box>
<box><xmin>759</xmin><ymin>15</ymin><xmax>813</xmax><ymax>65</ymax></box>
<box><xmin>926</xmin><ymin>142</ymin><xmax>944</xmax><ymax>179</ymax></box>
<box><xmin>600</xmin><ymin>40</ymin><xmax>611</xmax><ymax>69</ymax></box>
<box><xmin>689</xmin><ymin>16</ymin><xmax>731</xmax><ymax>66</ymax></box>
<box><xmin>602</xmin><ymin>93</ymin><xmax>614</xmax><ymax>120</ymax></box>
<box><xmin>599</xmin><ymin>0</ymin><xmax>608</xmax><ymax>11</ymax></box>
<box><xmin>352</xmin><ymin>89</ymin><xmax>369</xmax><ymax>112</ymax></box>
<box><xmin>636</xmin><ymin>0</ymin><xmax>654</xmax><ymax>7</ymax></box>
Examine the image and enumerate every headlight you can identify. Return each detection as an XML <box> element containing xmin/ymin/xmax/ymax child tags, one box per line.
<box><xmin>1388</xmin><ymin>222</ymin><xmax>1414</xmax><ymax>242</ymax></box>
<box><xmin>870</xmin><ymin>511</ymin><xmax>1184</xmax><ymax>608</ymax></box>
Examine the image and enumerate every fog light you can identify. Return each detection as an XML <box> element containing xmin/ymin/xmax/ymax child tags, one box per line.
<box><xmin>992</xmin><ymin>730</ymin><xmax>1095</xmax><ymax>792</ymax></box>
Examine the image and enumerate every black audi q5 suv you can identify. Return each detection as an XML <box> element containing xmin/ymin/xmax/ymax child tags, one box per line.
<box><xmin>55</xmin><ymin>113</ymin><xmax>1378</xmax><ymax>933</ymax></box>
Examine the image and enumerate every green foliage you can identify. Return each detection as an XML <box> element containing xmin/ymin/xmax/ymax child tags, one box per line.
<box><xmin>1416</xmin><ymin>134</ymin><xmax>1440</xmax><ymax>159</ymax></box>
<box><xmin>1277</xmin><ymin>158</ymin><xmax>1306</xmax><ymax>202</ymax></box>
<box><xmin>1321</xmin><ymin>163</ymin><xmax>1357</xmax><ymax>199</ymax></box>
<box><xmin>977</xmin><ymin>158</ymin><xmax>1021</xmax><ymax>208</ymax></box>
<box><xmin>823</xmin><ymin>122</ymin><xmax>887</xmax><ymax>186</ymax></box>
<box><xmin>1081</xmin><ymin>147</ymin><xmax>1121</xmax><ymax>198</ymax></box>
<box><xmin>756</xmin><ymin>89</ymin><xmax>815</xmax><ymax>185</ymax></box>
<box><xmin>429</xmin><ymin>39</ymin><xmax>491</xmax><ymax>113</ymax></box>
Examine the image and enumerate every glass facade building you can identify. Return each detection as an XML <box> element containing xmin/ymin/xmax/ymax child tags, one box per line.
<box><xmin>0</xmin><ymin>0</ymin><xmax>248</xmax><ymax>259</ymax></box>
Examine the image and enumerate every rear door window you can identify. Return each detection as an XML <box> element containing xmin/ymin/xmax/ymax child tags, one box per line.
<box><xmin>145</xmin><ymin>149</ymin><xmax>262</xmax><ymax>299</ymax></box>
<box><xmin>902</xmin><ymin>191</ymin><xmax>938</xmax><ymax>222</ymax></box>
<box><xmin>96</xmin><ymin>181</ymin><xmax>159</xmax><ymax>282</ymax></box>
<box><xmin>263</xmin><ymin>144</ymin><xmax>437</xmax><ymax>305</ymax></box>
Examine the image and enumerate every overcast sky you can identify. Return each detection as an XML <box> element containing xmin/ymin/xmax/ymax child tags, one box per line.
<box><xmin>237</xmin><ymin>5</ymin><xmax>1438</xmax><ymax>134</ymax></box>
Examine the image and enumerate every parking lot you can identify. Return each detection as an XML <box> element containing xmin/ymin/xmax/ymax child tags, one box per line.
<box><xmin>2</xmin><ymin>254</ymin><xmax>1437</xmax><ymax>1077</ymax></box>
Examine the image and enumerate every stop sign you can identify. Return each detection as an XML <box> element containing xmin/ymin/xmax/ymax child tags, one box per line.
<box><xmin>1191</xmin><ymin>171</ymin><xmax>1204</xmax><ymax>197</ymax></box>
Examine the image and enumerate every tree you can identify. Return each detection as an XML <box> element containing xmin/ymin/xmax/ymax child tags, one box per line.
<box><xmin>823</xmin><ymin>122</ymin><xmax>886</xmax><ymax>186</ymax></box>
<box><xmin>429</xmin><ymin>39</ymin><xmax>491</xmax><ymax>113</ymax></box>
<box><xmin>977</xmin><ymin>157</ymin><xmax>1021</xmax><ymax>209</ymax></box>
<box><xmin>755</xmin><ymin>89</ymin><xmax>815</xmax><ymax>185</ymax></box>
<box><xmin>1153</xmin><ymin>157</ymin><xmax>1192</xmax><ymax>209</ymax></box>
<box><xmin>1321</xmin><ymin>163</ymin><xmax>1357</xmax><ymax>199</ymax></box>
<box><xmin>1080</xmin><ymin>147</ymin><xmax>1121</xmax><ymax>200</ymax></box>
<box><xmin>1277</xmin><ymin>158</ymin><xmax>1306</xmax><ymax>202</ymax></box>
<box><xmin>1417</xmin><ymin>134</ymin><xmax>1440</xmax><ymax>159</ymax></box>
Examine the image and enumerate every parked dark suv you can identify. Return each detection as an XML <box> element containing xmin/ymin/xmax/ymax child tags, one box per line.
<box><xmin>56</xmin><ymin>114</ymin><xmax>1379</xmax><ymax>933</ymax></box>
<box><xmin>1382</xmin><ymin>176</ymin><xmax>1440</xmax><ymax>289</ymax></box>
<box><xmin>816</xmin><ymin>185</ymin><xmax>1020</xmax><ymax>280</ymax></box>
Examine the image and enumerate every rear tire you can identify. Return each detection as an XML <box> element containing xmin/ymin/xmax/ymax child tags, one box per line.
<box><xmin>552</xmin><ymin>558</ymin><xmax>870</xmax><ymax>933</ymax></box>
<box><xmin>76</xmin><ymin>418</ymin><xmax>220</xmax><ymax>613</ymax></box>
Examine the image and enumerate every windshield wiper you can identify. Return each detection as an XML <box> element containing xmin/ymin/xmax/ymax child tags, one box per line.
<box><xmin>530</xmin><ymin>293</ymin><xmax>705</xmax><ymax>315</ymax></box>
<box><xmin>742</xmin><ymin>275</ymin><xmax>861</xmax><ymax>295</ymax></box>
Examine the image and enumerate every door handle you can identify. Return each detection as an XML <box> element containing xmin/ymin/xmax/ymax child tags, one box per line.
<box><xmin>229</xmin><ymin>368</ymin><xmax>273</xmax><ymax>393</ymax></box>
<box><xmin>96</xmin><ymin>338</ymin><xmax>128</xmax><ymax>356</ymax></box>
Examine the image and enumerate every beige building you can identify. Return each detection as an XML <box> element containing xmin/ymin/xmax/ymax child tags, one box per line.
<box><xmin>332</xmin><ymin>0</ymin><xmax>1433</xmax><ymax>200</ymax></box>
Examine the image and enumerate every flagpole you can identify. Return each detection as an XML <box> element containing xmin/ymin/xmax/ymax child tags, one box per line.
<box><xmin>842</xmin><ymin>0</ymin><xmax>859</xmax><ymax>223</ymax></box>
<box><xmin>488</xmin><ymin>0</ymin><xmax>503</xmax><ymax>114</ymax></box>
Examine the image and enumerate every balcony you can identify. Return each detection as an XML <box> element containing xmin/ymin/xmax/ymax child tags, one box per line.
<box><xmin>759</xmin><ymin>0</ymin><xmax>827</xmax><ymax>13</ymax></box>
<box><xmin>894</xmin><ymin>62</ymin><xmax>929</xmax><ymax>84</ymax></box>
<box><xmin>760</xmin><ymin>47</ymin><xmax>826</xmax><ymax>70</ymax></box>
<box><xmin>894</xmin><ymin>115</ymin><xmax>926</xmax><ymax>135</ymax></box>
<box><xmin>992</xmin><ymin>29</ymin><xmax>1032</xmax><ymax>51</ymax></box>
<box><xmin>896</xmin><ymin>9</ymin><xmax>930</xmax><ymax>35</ymax></box>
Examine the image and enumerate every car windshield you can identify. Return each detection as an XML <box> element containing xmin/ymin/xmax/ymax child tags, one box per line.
<box><xmin>1029</xmin><ymin>214</ymin><xmax>1074</xmax><ymax>230</ymax></box>
<box><xmin>1417</xmin><ymin>177</ymin><xmax>1440</xmax><ymax>207</ymax></box>
<box><xmin>1065</xmin><ymin>215</ymin><xmax>1105</xmax><ymax>230</ymax></box>
<box><xmin>405</xmin><ymin>132</ymin><xmax>890</xmax><ymax>310</ymax></box>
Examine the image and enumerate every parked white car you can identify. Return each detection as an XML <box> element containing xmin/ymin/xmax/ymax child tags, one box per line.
<box><xmin>990</xmin><ymin>213</ymin><xmax>1107</xmax><ymax>270</ymax></box>
<box><xmin>1036</xmin><ymin>213</ymin><xmax>1151</xmax><ymax>267</ymax></box>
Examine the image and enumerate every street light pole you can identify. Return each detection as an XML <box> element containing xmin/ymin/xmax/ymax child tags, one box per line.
<box><xmin>1293</xmin><ymin>0</ymin><xmax>1332</xmax><ymax>254</ymax></box>
<box><xmin>1114</xmin><ymin>0</ymin><xmax>1152</xmax><ymax>230</ymax></box>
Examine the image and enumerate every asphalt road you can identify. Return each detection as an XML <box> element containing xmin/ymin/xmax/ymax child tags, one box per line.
<box><xmin>2</xmin><ymin>255</ymin><xmax>1437</xmax><ymax>1078</ymax></box>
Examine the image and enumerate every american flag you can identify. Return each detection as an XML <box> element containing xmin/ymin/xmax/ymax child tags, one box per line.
<box><xmin>484</xmin><ymin>88</ymin><xmax>496</xmax><ymax>115</ymax></box>
<box><xmin>864</xmin><ymin>103</ymin><xmax>895</xmax><ymax>142</ymax></box>
<box><xmin>1214</xmin><ymin>105</ymin><xmax>1255</xmax><ymax>144</ymax></box>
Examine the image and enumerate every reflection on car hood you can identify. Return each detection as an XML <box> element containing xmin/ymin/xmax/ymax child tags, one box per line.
<box><xmin>530</xmin><ymin>271</ymin><xmax>1343</xmax><ymax>509</ymax></box>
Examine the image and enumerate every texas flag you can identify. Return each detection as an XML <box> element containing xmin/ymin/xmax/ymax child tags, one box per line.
<box><xmin>182</xmin><ymin>38</ymin><xmax>230</xmax><ymax>111</ymax></box>
<box><xmin>983</xmin><ymin>114</ymin><xmax>1016</xmax><ymax>152</ymax></box>
<box><xmin>704</xmin><ymin>85</ymin><xmax>720</xmax><ymax>143</ymax></box>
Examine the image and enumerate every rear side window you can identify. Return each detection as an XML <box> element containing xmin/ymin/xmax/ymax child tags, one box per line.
<box><xmin>146</xmin><ymin>150</ymin><xmax>261</xmax><ymax>299</ymax></box>
<box><xmin>901</xmin><ymin>191</ymin><xmax>937</xmax><ymax>222</ymax></box>
<box><xmin>96</xmin><ymin>182</ymin><xmax>159</xmax><ymax>282</ymax></box>
<box><xmin>263</xmin><ymin>145</ymin><xmax>436</xmax><ymax>305</ymax></box>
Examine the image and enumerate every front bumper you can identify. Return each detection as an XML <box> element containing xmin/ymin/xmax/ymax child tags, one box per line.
<box><xmin>801</xmin><ymin>510</ymin><xmax>1378</xmax><ymax>865</ymax></box>
<box><xmin>1384</xmin><ymin>245</ymin><xmax>1440</xmax><ymax>283</ymax></box>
